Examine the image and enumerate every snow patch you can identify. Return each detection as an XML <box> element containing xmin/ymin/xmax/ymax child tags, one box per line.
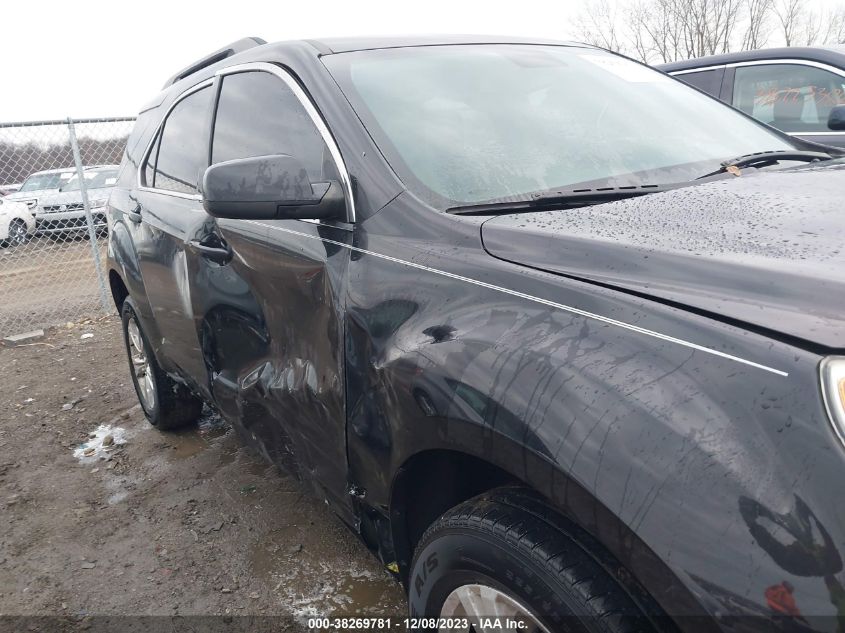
<box><xmin>72</xmin><ymin>424</ymin><xmax>128</xmax><ymax>462</ymax></box>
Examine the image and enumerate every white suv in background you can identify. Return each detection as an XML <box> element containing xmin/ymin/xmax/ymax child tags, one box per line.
<box><xmin>4</xmin><ymin>167</ymin><xmax>76</xmax><ymax>211</ymax></box>
<box><xmin>35</xmin><ymin>165</ymin><xmax>118</xmax><ymax>235</ymax></box>
<box><xmin>0</xmin><ymin>198</ymin><xmax>35</xmax><ymax>247</ymax></box>
<box><xmin>4</xmin><ymin>165</ymin><xmax>119</xmax><ymax>236</ymax></box>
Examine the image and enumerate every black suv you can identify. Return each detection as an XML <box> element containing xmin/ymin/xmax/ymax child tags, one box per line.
<box><xmin>108</xmin><ymin>36</ymin><xmax>845</xmax><ymax>632</ymax></box>
<box><xmin>659</xmin><ymin>46</ymin><xmax>845</xmax><ymax>147</ymax></box>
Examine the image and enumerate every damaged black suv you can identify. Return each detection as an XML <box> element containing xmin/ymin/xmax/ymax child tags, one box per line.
<box><xmin>107</xmin><ymin>36</ymin><xmax>845</xmax><ymax>632</ymax></box>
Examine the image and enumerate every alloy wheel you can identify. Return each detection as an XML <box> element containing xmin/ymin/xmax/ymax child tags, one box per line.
<box><xmin>439</xmin><ymin>584</ymin><xmax>550</xmax><ymax>633</ymax></box>
<box><xmin>127</xmin><ymin>319</ymin><xmax>156</xmax><ymax>410</ymax></box>
<box><xmin>8</xmin><ymin>221</ymin><xmax>27</xmax><ymax>245</ymax></box>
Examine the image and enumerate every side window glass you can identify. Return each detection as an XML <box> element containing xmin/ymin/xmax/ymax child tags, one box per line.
<box><xmin>677</xmin><ymin>69</ymin><xmax>724</xmax><ymax>98</ymax></box>
<box><xmin>733</xmin><ymin>64</ymin><xmax>845</xmax><ymax>133</ymax></box>
<box><xmin>143</xmin><ymin>131</ymin><xmax>160</xmax><ymax>187</ymax></box>
<box><xmin>153</xmin><ymin>86</ymin><xmax>212</xmax><ymax>194</ymax></box>
<box><xmin>211</xmin><ymin>71</ymin><xmax>338</xmax><ymax>182</ymax></box>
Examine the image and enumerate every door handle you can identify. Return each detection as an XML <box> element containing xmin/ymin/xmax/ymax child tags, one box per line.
<box><xmin>188</xmin><ymin>239</ymin><xmax>232</xmax><ymax>265</ymax></box>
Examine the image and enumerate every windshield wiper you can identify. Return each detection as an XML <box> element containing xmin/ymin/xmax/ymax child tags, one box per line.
<box><xmin>695</xmin><ymin>150</ymin><xmax>832</xmax><ymax>180</ymax></box>
<box><xmin>446</xmin><ymin>184</ymin><xmax>675</xmax><ymax>215</ymax></box>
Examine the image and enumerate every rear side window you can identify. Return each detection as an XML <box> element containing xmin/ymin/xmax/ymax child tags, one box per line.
<box><xmin>211</xmin><ymin>71</ymin><xmax>338</xmax><ymax>182</ymax></box>
<box><xmin>675</xmin><ymin>68</ymin><xmax>724</xmax><ymax>98</ymax></box>
<box><xmin>143</xmin><ymin>133</ymin><xmax>160</xmax><ymax>187</ymax></box>
<box><xmin>733</xmin><ymin>64</ymin><xmax>845</xmax><ymax>133</ymax></box>
<box><xmin>149</xmin><ymin>86</ymin><xmax>212</xmax><ymax>194</ymax></box>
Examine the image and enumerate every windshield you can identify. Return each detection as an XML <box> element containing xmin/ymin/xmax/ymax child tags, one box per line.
<box><xmin>323</xmin><ymin>45</ymin><xmax>797</xmax><ymax>209</ymax></box>
<box><xmin>18</xmin><ymin>171</ymin><xmax>72</xmax><ymax>192</ymax></box>
<box><xmin>62</xmin><ymin>169</ymin><xmax>119</xmax><ymax>191</ymax></box>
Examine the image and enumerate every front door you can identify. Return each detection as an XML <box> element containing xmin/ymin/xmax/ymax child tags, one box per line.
<box><xmin>184</xmin><ymin>66</ymin><xmax>354</xmax><ymax>518</ymax></box>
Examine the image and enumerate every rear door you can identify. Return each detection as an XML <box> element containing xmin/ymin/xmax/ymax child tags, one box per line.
<box><xmin>184</xmin><ymin>64</ymin><xmax>354</xmax><ymax>517</ymax></box>
<box><xmin>134</xmin><ymin>82</ymin><xmax>215</xmax><ymax>394</ymax></box>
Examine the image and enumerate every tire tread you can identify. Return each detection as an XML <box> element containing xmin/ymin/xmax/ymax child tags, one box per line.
<box><xmin>413</xmin><ymin>487</ymin><xmax>654</xmax><ymax>633</ymax></box>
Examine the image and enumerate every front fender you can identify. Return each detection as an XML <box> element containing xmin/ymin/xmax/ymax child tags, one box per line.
<box><xmin>345</xmin><ymin>199</ymin><xmax>844</xmax><ymax>628</ymax></box>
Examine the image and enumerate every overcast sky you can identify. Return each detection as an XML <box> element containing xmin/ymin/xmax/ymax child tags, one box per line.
<box><xmin>0</xmin><ymin>0</ymin><xmax>585</xmax><ymax>121</ymax></box>
<box><xmin>0</xmin><ymin>0</ymin><xmax>839</xmax><ymax>122</ymax></box>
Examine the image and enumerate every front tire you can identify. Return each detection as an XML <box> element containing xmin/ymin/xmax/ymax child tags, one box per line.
<box><xmin>121</xmin><ymin>296</ymin><xmax>203</xmax><ymax>430</ymax></box>
<box><xmin>7</xmin><ymin>219</ymin><xmax>29</xmax><ymax>247</ymax></box>
<box><xmin>408</xmin><ymin>488</ymin><xmax>653</xmax><ymax>633</ymax></box>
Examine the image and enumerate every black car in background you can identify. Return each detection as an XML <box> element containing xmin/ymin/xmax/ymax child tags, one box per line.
<box><xmin>107</xmin><ymin>36</ymin><xmax>845</xmax><ymax>632</ymax></box>
<box><xmin>659</xmin><ymin>47</ymin><xmax>845</xmax><ymax>147</ymax></box>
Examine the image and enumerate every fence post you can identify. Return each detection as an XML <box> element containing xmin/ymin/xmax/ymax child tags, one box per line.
<box><xmin>67</xmin><ymin>117</ymin><xmax>111</xmax><ymax>313</ymax></box>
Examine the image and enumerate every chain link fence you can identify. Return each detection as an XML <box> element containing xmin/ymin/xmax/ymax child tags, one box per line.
<box><xmin>0</xmin><ymin>117</ymin><xmax>135</xmax><ymax>338</ymax></box>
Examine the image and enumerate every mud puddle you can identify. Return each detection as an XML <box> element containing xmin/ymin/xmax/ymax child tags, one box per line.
<box><xmin>250</xmin><ymin>530</ymin><xmax>403</xmax><ymax>620</ymax></box>
<box><xmin>1</xmin><ymin>317</ymin><xmax>406</xmax><ymax>621</ymax></box>
<box><xmin>161</xmin><ymin>408</ymin><xmax>231</xmax><ymax>459</ymax></box>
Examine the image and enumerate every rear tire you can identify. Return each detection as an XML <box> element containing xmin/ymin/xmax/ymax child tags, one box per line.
<box><xmin>408</xmin><ymin>488</ymin><xmax>654</xmax><ymax>633</ymax></box>
<box><xmin>121</xmin><ymin>296</ymin><xmax>203</xmax><ymax>430</ymax></box>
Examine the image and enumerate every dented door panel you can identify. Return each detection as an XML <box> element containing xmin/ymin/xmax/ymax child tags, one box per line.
<box><xmin>191</xmin><ymin>217</ymin><xmax>354</xmax><ymax>521</ymax></box>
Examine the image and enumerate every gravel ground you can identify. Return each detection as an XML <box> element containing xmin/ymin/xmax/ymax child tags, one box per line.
<box><xmin>0</xmin><ymin>237</ymin><xmax>108</xmax><ymax>340</ymax></box>
<box><xmin>0</xmin><ymin>317</ymin><xmax>405</xmax><ymax>628</ymax></box>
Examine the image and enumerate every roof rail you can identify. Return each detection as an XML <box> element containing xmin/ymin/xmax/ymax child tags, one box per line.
<box><xmin>162</xmin><ymin>37</ymin><xmax>267</xmax><ymax>89</ymax></box>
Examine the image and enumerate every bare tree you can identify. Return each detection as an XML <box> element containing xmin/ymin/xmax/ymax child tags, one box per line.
<box><xmin>575</xmin><ymin>0</ymin><xmax>624</xmax><ymax>51</ymax></box>
<box><xmin>628</xmin><ymin>0</ymin><xmax>745</xmax><ymax>60</ymax></box>
<box><xmin>627</xmin><ymin>0</ymin><xmax>659</xmax><ymax>61</ymax></box>
<box><xmin>773</xmin><ymin>0</ymin><xmax>845</xmax><ymax>46</ymax></box>
<box><xmin>773</xmin><ymin>0</ymin><xmax>809</xmax><ymax>45</ymax></box>
<box><xmin>741</xmin><ymin>0</ymin><xmax>773</xmax><ymax>49</ymax></box>
<box><xmin>819</xmin><ymin>4</ymin><xmax>845</xmax><ymax>44</ymax></box>
<box><xmin>575</xmin><ymin>0</ymin><xmax>842</xmax><ymax>64</ymax></box>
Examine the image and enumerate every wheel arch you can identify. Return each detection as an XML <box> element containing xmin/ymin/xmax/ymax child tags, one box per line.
<box><xmin>386</xmin><ymin>440</ymin><xmax>705</xmax><ymax>629</ymax></box>
<box><xmin>106</xmin><ymin>216</ymin><xmax>162</xmax><ymax>362</ymax></box>
<box><xmin>109</xmin><ymin>268</ymin><xmax>129</xmax><ymax>310</ymax></box>
<box><xmin>389</xmin><ymin>448</ymin><xmax>516</xmax><ymax>575</ymax></box>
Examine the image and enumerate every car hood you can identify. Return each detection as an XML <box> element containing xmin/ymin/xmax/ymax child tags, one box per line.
<box><xmin>37</xmin><ymin>186</ymin><xmax>113</xmax><ymax>207</ymax></box>
<box><xmin>481</xmin><ymin>163</ymin><xmax>845</xmax><ymax>349</ymax></box>
<box><xmin>5</xmin><ymin>189</ymin><xmax>56</xmax><ymax>201</ymax></box>
<box><xmin>0</xmin><ymin>199</ymin><xmax>31</xmax><ymax>213</ymax></box>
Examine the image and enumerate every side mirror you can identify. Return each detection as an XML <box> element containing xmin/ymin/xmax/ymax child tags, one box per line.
<box><xmin>828</xmin><ymin>104</ymin><xmax>845</xmax><ymax>131</ymax></box>
<box><xmin>201</xmin><ymin>154</ymin><xmax>345</xmax><ymax>221</ymax></box>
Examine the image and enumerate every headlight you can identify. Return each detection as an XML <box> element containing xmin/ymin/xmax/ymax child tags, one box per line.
<box><xmin>820</xmin><ymin>357</ymin><xmax>845</xmax><ymax>445</ymax></box>
<box><xmin>22</xmin><ymin>199</ymin><xmax>37</xmax><ymax>209</ymax></box>
<box><xmin>89</xmin><ymin>198</ymin><xmax>108</xmax><ymax>209</ymax></box>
